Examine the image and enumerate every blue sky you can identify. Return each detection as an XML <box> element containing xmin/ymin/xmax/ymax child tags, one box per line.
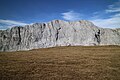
<box><xmin>0</xmin><ymin>0</ymin><xmax>120</xmax><ymax>29</ymax></box>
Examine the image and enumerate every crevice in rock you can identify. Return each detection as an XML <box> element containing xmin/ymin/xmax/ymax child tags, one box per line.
<box><xmin>41</xmin><ymin>23</ymin><xmax>46</xmax><ymax>33</ymax></box>
<box><xmin>17</xmin><ymin>27</ymin><xmax>21</xmax><ymax>45</ymax></box>
<box><xmin>43</xmin><ymin>23</ymin><xmax>46</xmax><ymax>27</ymax></box>
<box><xmin>55</xmin><ymin>27</ymin><xmax>61</xmax><ymax>41</ymax></box>
<box><xmin>95</xmin><ymin>29</ymin><xmax>101</xmax><ymax>44</ymax></box>
<box><xmin>51</xmin><ymin>21</ymin><xmax>55</xmax><ymax>30</ymax></box>
<box><xmin>39</xmin><ymin>24</ymin><xmax>45</xmax><ymax>40</ymax></box>
<box><xmin>56</xmin><ymin>30</ymin><xmax>59</xmax><ymax>41</ymax></box>
<box><xmin>34</xmin><ymin>37</ymin><xmax>39</xmax><ymax>42</ymax></box>
<box><xmin>3</xmin><ymin>35</ymin><xmax>7</xmax><ymax>39</ymax></box>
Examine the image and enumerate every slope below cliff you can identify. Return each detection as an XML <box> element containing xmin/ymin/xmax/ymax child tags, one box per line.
<box><xmin>0</xmin><ymin>20</ymin><xmax>120</xmax><ymax>51</ymax></box>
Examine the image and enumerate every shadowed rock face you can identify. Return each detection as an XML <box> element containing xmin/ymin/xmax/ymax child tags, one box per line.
<box><xmin>0</xmin><ymin>20</ymin><xmax>120</xmax><ymax>51</ymax></box>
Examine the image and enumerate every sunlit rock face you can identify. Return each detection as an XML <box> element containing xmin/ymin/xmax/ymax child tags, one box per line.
<box><xmin>0</xmin><ymin>20</ymin><xmax>120</xmax><ymax>51</ymax></box>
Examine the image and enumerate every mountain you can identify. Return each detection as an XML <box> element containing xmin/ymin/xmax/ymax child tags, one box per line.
<box><xmin>0</xmin><ymin>20</ymin><xmax>120</xmax><ymax>52</ymax></box>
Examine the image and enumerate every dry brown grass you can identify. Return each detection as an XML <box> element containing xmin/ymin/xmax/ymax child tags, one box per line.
<box><xmin>0</xmin><ymin>46</ymin><xmax>120</xmax><ymax>80</ymax></box>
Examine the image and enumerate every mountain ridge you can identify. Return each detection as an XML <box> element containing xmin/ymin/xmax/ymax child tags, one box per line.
<box><xmin>0</xmin><ymin>20</ymin><xmax>120</xmax><ymax>52</ymax></box>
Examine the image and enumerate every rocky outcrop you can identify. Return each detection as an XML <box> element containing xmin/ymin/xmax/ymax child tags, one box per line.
<box><xmin>0</xmin><ymin>20</ymin><xmax>120</xmax><ymax>52</ymax></box>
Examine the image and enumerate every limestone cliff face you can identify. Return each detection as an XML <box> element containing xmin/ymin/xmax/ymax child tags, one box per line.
<box><xmin>0</xmin><ymin>20</ymin><xmax>120</xmax><ymax>51</ymax></box>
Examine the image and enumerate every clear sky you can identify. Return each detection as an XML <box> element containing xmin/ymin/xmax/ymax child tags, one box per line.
<box><xmin>0</xmin><ymin>0</ymin><xmax>120</xmax><ymax>29</ymax></box>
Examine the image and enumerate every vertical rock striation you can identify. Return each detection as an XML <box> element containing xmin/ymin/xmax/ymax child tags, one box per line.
<box><xmin>0</xmin><ymin>20</ymin><xmax>120</xmax><ymax>52</ymax></box>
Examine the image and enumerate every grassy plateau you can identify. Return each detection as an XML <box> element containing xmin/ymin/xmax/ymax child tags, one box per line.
<box><xmin>0</xmin><ymin>46</ymin><xmax>120</xmax><ymax>80</ymax></box>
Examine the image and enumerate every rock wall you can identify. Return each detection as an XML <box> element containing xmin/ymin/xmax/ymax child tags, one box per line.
<box><xmin>0</xmin><ymin>20</ymin><xmax>120</xmax><ymax>51</ymax></box>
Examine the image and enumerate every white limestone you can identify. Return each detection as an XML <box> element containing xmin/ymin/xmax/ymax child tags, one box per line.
<box><xmin>0</xmin><ymin>20</ymin><xmax>120</xmax><ymax>51</ymax></box>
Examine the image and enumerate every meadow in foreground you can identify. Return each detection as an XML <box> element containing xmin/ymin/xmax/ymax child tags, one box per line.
<box><xmin>0</xmin><ymin>46</ymin><xmax>120</xmax><ymax>80</ymax></box>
